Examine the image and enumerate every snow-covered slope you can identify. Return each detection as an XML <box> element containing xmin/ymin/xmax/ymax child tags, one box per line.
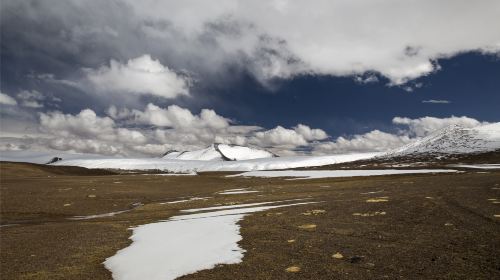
<box><xmin>52</xmin><ymin>152</ymin><xmax>379</xmax><ymax>172</ymax></box>
<box><xmin>162</xmin><ymin>144</ymin><xmax>275</xmax><ymax>161</ymax></box>
<box><xmin>163</xmin><ymin>146</ymin><xmax>223</xmax><ymax>161</ymax></box>
<box><xmin>217</xmin><ymin>144</ymin><xmax>276</xmax><ymax>161</ymax></box>
<box><xmin>381</xmin><ymin>123</ymin><xmax>500</xmax><ymax>158</ymax></box>
<box><xmin>0</xmin><ymin>150</ymin><xmax>112</xmax><ymax>164</ymax></box>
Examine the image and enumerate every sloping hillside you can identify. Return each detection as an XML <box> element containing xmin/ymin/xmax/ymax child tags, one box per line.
<box><xmin>381</xmin><ymin>123</ymin><xmax>500</xmax><ymax>158</ymax></box>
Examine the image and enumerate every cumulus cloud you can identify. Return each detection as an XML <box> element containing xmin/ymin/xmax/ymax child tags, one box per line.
<box><xmin>85</xmin><ymin>55</ymin><xmax>190</xmax><ymax>98</ymax></box>
<box><xmin>40</xmin><ymin>109</ymin><xmax>116</xmax><ymax>140</ymax></box>
<box><xmin>294</xmin><ymin>124</ymin><xmax>328</xmax><ymax>141</ymax></box>
<box><xmin>313</xmin><ymin>130</ymin><xmax>412</xmax><ymax>155</ymax></box>
<box><xmin>0</xmin><ymin>92</ymin><xmax>17</xmax><ymax>106</ymax></box>
<box><xmin>24</xmin><ymin>104</ymin><xmax>330</xmax><ymax>156</ymax></box>
<box><xmin>0</xmin><ymin>99</ymin><xmax>491</xmax><ymax>157</ymax></box>
<box><xmin>252</xmin><ymin>126</ymin><xmax>308</xmax><ymax>148</ymax></box>
<box><xmin>38</xmin><ymin>109</ymin><xmax>147</xmax><ymax>155</ymax></box>
<box><xmin>114</xmin><ymin>103</ymin><xmax>230</xmax><ymax>129</ymax></box>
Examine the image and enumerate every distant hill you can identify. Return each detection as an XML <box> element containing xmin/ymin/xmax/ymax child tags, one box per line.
<box><xmin>381</xmin><ymin>123</ymin><xmax>500</xmax><ymax>158</ymax></box>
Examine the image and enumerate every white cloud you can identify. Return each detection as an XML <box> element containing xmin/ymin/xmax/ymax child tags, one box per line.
<box><xmin>40</xmin><ymin>109</ymin><xmax>116</xmax><ymax>140</ymax></box>
<box><xmin>0</xmin><ymin>92</ymin><xmax>17</xmax><ymax>106</ymax></box>
<box><xmin>85</xmin><ymin>54</ymin><xmax>190</xmax><ymax>98</ymax></box>
<box><xmin>294</xmin><ymin>124</ymin><xmax>328</xmax><ymax>141</ymax></box>
<box><xmin>16</xmin><ymin>90</ymin><xmax>45</xmax><ymax>108</ymax></box>
<box><xmin>38</xmin><ymin>109</ymin><xmax>147</xmax><ymax>155</ymax></box>
<box><xmin>252</xmin><ymin>126</ymin><xmax>307</xmax><ymax>148</ymax></box>
<box><xmin>47</xmin><ymin>138</ymin><xmax>121</xmax><ymax>155</ymax></box>
<box><xmin>354</xmin><ymin>75</ymin><xmax>379</xmax><ymax>84</ymax></box>
<box><xmin>124</xmin><ymin>0</ymin><xmax>500</xmax><ymax>85</ymax></box>
<box><xmin>313</xmin><ymin>130</ymin><xmax>411</xmax><ymax>155</ymax></box>
<box><xmin>109</xmin><ymin>103</ymin><xmax>230</xmax><ymax>129</ymax></box>
<box><xmin>4</xmin><ymin>0</ymin><xmax>499</xmax><ymax>92</ymax></box>
<box><xmin>392</xmin><ymin>116</ymin><xmax>485</xmax><ymax>137</ymax></box>
<box><xmin>422</xmin><ymin>99</ymin><xmax>451</xmax><ymax>104</ymax></box>
<box><xmin>1</xmin><ymin>99</ymin><xmax>491</xmax><ymax>157</ymax></box>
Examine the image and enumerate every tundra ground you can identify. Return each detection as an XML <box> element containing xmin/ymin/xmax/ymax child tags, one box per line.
<box><xmin>1</xmin><ymin>162</ymin><xmax>499</xmax><ymax>279</ymax></box>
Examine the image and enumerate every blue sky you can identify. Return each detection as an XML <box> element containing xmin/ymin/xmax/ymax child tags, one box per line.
<box><xmin>192</xmin><ymin>52</ymin><xmax>500</xmax><ymax>137</ymax></box>
<box><xmin>1</xmin><ymin>1</ymin><xmax>499</xmax><ymax>157</ymax></box>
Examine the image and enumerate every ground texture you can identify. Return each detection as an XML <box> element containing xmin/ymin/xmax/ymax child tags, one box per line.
<box><xmin>1</xmin><ymin>162</ymin><xmax>499</xmax><ymax>279</ymax></box>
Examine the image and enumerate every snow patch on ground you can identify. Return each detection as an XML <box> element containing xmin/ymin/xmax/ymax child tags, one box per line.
<box><xmin>68</xmin><ymin>203</ymin><xmax>143</xmax><ymax>220</ymax></box>
<box><xmin>69</xmin><ymin>210</ymin><xmax>130</xmax><ymax>220</ymax></box>
<box><xmin>145</xmin><ymin>173</ymin><xmax>197</xmax><ymax>176</ymax></box>
<box><xmin>0</xmin><ymin>150</ymin><xmax>113</xmax><ymax>164</ymax></box>
<box><xmin>104</xmin><ymin>200</ymin><xmax>318</xmax><ymax>280</ymax></box>
<box><xmin>160</xmin><ymin>197</ymin><xmax>211</xmax><ymax>205</ymax></box>
<box><xmin>449</xmin><ymin>164</ymin><xmax>500</xmax><ymax>169</ymax></box>
<box><xmin>218</xmin><ymin>189</ymin><xmax>260</xmax><ymax>195</ymax></box>
<box><xmin>217</xmin><ymin>144</ymin><xmax>275</xmax><ymax>161</ymax></box>
<box><xmin>180</xmin><ymin>199</ymin><xmax>308</xmax><ymax>213</ymax></box>
<box><xmin>228</xmin><ymin>169</ymin><xmax>458</xmax><ymax>179</ymax></box>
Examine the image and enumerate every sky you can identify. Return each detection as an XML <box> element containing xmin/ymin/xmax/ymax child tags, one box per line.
<box><xmin>1</xmin><ymin>0</ymin><xmax>499</xmax><ymax>157</ymax></box>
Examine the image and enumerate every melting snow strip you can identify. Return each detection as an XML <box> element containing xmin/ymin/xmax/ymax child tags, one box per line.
<box><xmin>0</xmin><ymin>224</ymin><xmax>19</xmax><ymax>228</ymax></box>
<box><xmin>181</xmin><ymin>198</ymin><xmax>311</xmax><ymax>213</ymax></box>
<box><xmin>221</xmin><ymin>188</ymin><xmax>250</xmax><ymax>192</ymax></box>
<box><xmin>218</xmin><ymin>190</ymin><xmax>260</xmax><ymax>194</ymax></box>
<box><xmin>159</xmin><ymin>197</ymin><xmax>212</xmax><ymax>205</ymax></box>
<box><xmin>360</xmin><ymin>190</ymin><xmax>384</xmax><ymax>195</ymax></box>
<box><xmin>228</xmin><ymin>169</ymin><xmax>458</xmax><ymax>179</ymax></box>
<box><xmin>104</xmin><ymin>201</ymin><xmax>319</xmax><ymax>280</ymax></box>
<box><xmin>69</xmin><ymin>202</ymin><xmax>143</xmax><ymax>220</ymax></box>
<box><xmin>448</xmin><ymin>164</ymin><xmax>500</xmax><ymax>169</ymax></box>
<box><xmin>69</xmin><ymin>210</ymin><xmax>130</xmax><ymax>220</ymax></box>
<box><xmin>145</xmin><ymin>172</ymin><xmax>198</xmax><ymax>176</ymax></box>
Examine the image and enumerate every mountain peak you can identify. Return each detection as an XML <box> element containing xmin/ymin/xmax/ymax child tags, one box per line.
<box><xmin>162</xmin><ymin>144</ymin><xmax>277</xmax><ymax>161</ymax></box>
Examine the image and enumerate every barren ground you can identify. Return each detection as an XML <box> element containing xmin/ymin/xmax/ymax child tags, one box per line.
<box><xmin>1</xmin><ymin>162</ymin><xmax>499</xmax><ymax>279</ymax></box>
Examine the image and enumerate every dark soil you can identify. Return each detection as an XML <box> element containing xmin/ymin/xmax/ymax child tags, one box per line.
<box><xmin>1</xmin><ymin>162</ymin><xmax>499</xmax><ymax>279</ymax></box>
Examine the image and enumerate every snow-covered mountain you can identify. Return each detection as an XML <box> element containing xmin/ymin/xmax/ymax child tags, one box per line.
<box><xmin>381</xmin><ymin>123</ymin><xmax>500</xmax><ymax>158</ymax></box>
<box><xmin>52</xmin><ymin>152</ymin><xmax>379</xmax><ymax>172</ymax></box>
<box><xmin>162</xmin><ymin>144</ymin><xmax>276</xmax><ymax>161</ymax></box>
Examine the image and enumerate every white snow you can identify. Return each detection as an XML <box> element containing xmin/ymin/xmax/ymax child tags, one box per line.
<box><xmin>69</xmin><ymin>210</ymin><xmax>129</xmax><ymax>220</ymax></box>
<box><xmin>69</xmin><ymin>203</ymin><xmax>143</xmax><ymax>220</ymax></box>
<box><xmin>143</xmin><ymin>173</ymin><xmax>197</xmax><ymax>176</ymax></box>
<box><xmin>217</xmin><ymin>144</ymin><xmax>275</xmax><ymax>161</ymax></box>
<box><xmin>449</xmin><ymin>164</ymin><xmax>500</xmax><ymax>169</ymax></box>
<box><xmin>220</xmin><ymin>188</ymin><xmax>248</xmax><ymax>192</ymax></box>
<box><xmin>169</xmin><ymin>146</ymin><xmax>223</xmax><ymax>161</ymax></box>
<box><xmin>160</xmin><ymin>197</ymin><xmax>211</xmax><ymax>204</ymax></box>
<box><xmin>218</xmin><ymin>190</ymin><xmax>260</xmax><ymax>194</ymax></box>
<box><xmin>228</xmin><ymin>169</ymin><xmax>458</xmax><ymax>179</ymax></box>
<box><xmin>182</xmin><ymin>199</ymin><xmax>310</xmax><ymax>213</ymax></box>
<box><xmin>104</xmin><ymin>201</ymin><xmax>317</xmax><ymax>280</ymax></box>
<box><xmin>0</xmin><ymin>150</ymin><xmax>113</xmax><ymax>164</ymax></box>
<box><xmin>52</xmin><ymin>152</ymin><xmax>379</xmax><ymax>172</ymax></box>
<box><xmin>382</xmin><ymin>122</ymin><xmax>500</xmax><ymax>157</ymax></box>
<box><xmin>162</xmin><ymin>144</ymin><xmax>275</xmax><ymax>161</ymax></box>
